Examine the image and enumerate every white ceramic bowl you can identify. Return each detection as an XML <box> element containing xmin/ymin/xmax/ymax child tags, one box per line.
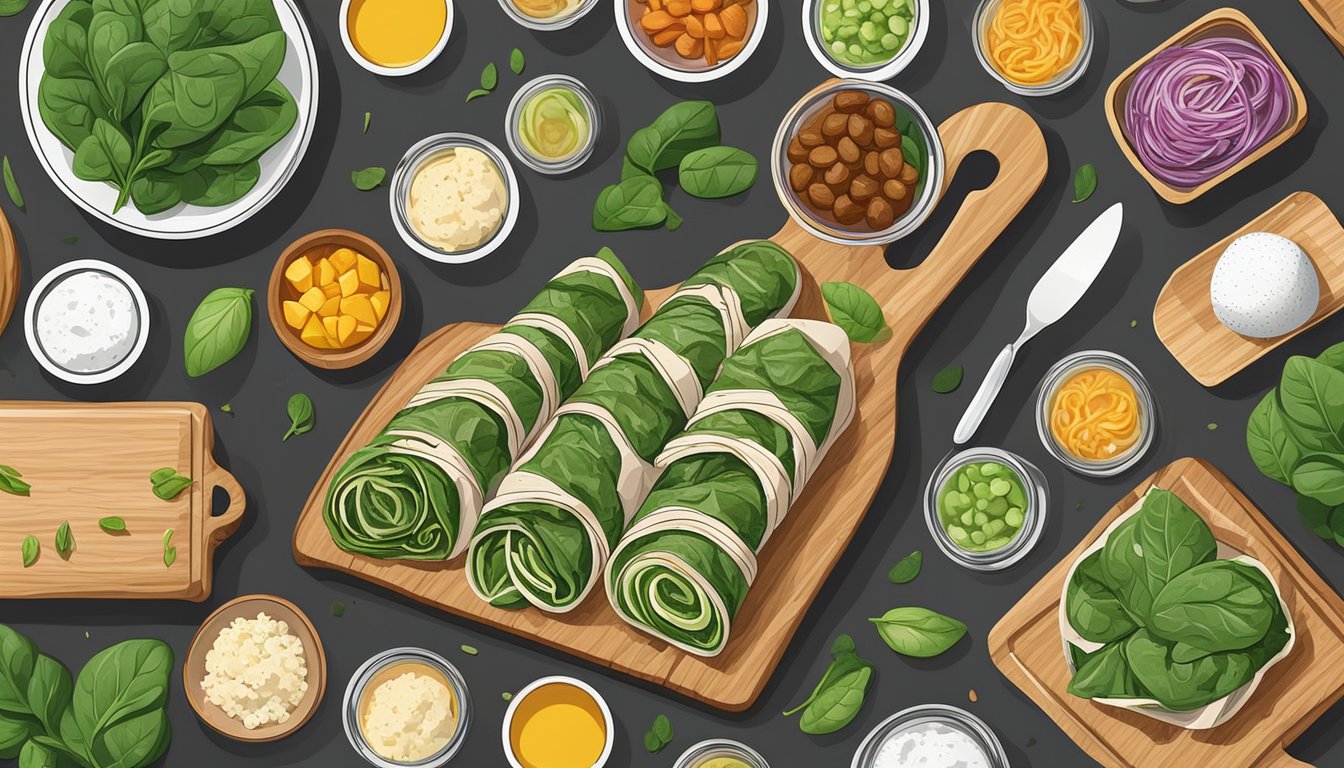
<box><xmin>802</xmin><ymin>0</ymin><xmax>930</xmax><ymax>82</ymax></box>
<box><xmin>388</xmin><ymin>134</ymin><xmax>521</xmax><ymax>265</ymax></box>
<box><xmin>614</xmin><ymin>0</ymin><xmax>769</xmax><ymax>83</ymax></box>
<box><xmin>496</xmin><ymin>0</ymin><xmax>600</xmax><ymax>30</ymax></box>
<box><xmin>501</xmin><ymin>676</ymin><xmax>613</xmax><ymax>768</ymax></box>
<box><xmin>340</xmin><ymin>0</ymin><xmax>454</xmax><ymax>76</ymax></box>
<box><xmin>18</xmin><ymin>0</ymin><xmax>319</xmax><ymax>240</ymax></box>
<box><xmin>24</xmin><ymin>260</ymin><xmax>150</xmax><ymax>385</ymax></box>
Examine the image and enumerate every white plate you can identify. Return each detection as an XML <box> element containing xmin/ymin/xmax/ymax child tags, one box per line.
<box><xmin>18</xmin><ymin>0</ymin><xmax>319</xmax><ymax>240</ymax></box>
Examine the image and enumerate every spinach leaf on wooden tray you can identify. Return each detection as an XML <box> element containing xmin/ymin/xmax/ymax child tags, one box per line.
<box><xmin>0</xmin><ymin>465</ymin><xmax>31</xmax><ymax>497</ymax></box>
<box><xmin>821</xmin><ymin>282</ymin><xmax>888</xmax><ymax>343</ymax></box>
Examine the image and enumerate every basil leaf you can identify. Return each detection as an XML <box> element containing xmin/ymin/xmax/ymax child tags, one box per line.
<box><xmin>651</xmin><ymin>713</ymin><xmax>672</xmax><ymax>742</ymax></box>
<box><xmin>931</xmin><ymin>364</ymin><xmax>963</xmax><ymax>394</ymax></box>
<box><xmin>0</xmin><ymin>0</ymin><xmax>30</xmax><ymax>17</ymax></box>
<box><xmin>148</xmin><ymin>468</ymin><xmax>176</xmax><ymax>486</ymax></box>
<box><xmin>151</xmin><ymin>473</ymin><xmax>191</xmax><ymax>501</ymax></box>
<box><xmin>1065</xmin><ymin>551</ymin><xmax>1137</xmax><ymax>644</ymax></box>
<box><xmin>480</xmin><ymin>62</ymin><xmax>497</xmax><ymax>90</ymax></box>
<box><xmin>887</xmin><ymin>551</ymin><xmax>922</xmax><ymax>584</ymax></box>
<box><xmin>21</xmin><ymin>537</ymin><xmax>38</xmax><ymax>568</ymax></box>
<box><xmin>593</xmin><ymin>176</ymin><xmax>668</xmax><ymax>232</ymax></box>
<box><xmin>98</xmin><ymin>517</ymin><xmax>126</xmax><ymax>533</ymax></box>
<box><xmin>821</xmin><ymin>282</ymin><xmax>887</xmax><ymax>343</ymax></box>
<box><xmin>2</xmin><ymin>156</ymin><xmax>23</xmax><ymax>210</ymax></box>
<box><xmin>465</xmin><ymin>88</ymin><xmax>490</xmax><ymax>103</ymax></box>
<box><xmin>283</xmin><ymin>393</ymin><xmax>315</xmax><ymax>442</ymax></box>
<box><xmin>1246</xmin><ymin>391</ymin><xmax>1301</xmax><ymax>486</ymax></box>
<box><xmin>351</xmin><ymin>166</ymin><xmax>385</xmax><ymax>191</ymax></box>
<box><xmin>0</xmin><ymin>465</ymin><xmax>31</xmax><ymax>497</ymax></box>
<box><xmin>1073</xmin><ymin>163</ymin><xmax>1097</xmax><ymax>203</ymax></box>
<box><xmin>626</xmin><ymin>100</ymin><xmax>720</xmax><ymax>173</ymax></box>
<box><xmin>509</xmin><ymin>48</ymin><xmax>524</xmax><ymax>75</ymax></box>
<box><xmin>183</xmin><ymin>288</ymin><xmax>254</xmax><ymax>378</ymax></box>
<box><xmin>362</xmin><ymin>111</ymin><xmax>370</xmax><ymax>134</ymax></box>
<box><xmin>162</xmin><ymin>530</ymin><xmax>176</xmax><ymax>568</ymax></box>
<box><xmin>54</xmin><ymin>523</ymin><xmax>73</xmax><ymax>560</ymax></box>
<box><xmin>870</xmin><ymin>607</ymin><xmax>966</xmax><ymax>658</ymax></box>
<box><xmin>1293</xmin><ymin>453</ymin><xmax>1344</xmax><ymax>506</ymax></box>
<box><xmin>1149</xmin><ymin>561</ymin><xmax>1273</xmax><ymax>656</ymax></box>
<box><xmin>677</xmin><ymin>146</ymin><xmax>758</xmax><ymax>199</ymax></box>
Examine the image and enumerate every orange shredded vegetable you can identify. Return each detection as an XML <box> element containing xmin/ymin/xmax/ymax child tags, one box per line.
<box><xmin>1049</xmin><ymin>367</ymin><xmax>1141</xmax><ymax>462</ymax></box>
<box><xmin>987</xmin><ymin>0</ymin><xmax>1083</xmax><ymax>86</ymax></box>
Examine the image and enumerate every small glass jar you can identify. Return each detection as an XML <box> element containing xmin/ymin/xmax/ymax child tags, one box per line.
<box><xmin>802</xmin><ymin>0</ymin><xmax>930</xmax><ymax>82</ymax></box>
<box><xmin>343</xmin><ymin>648</ymin><xmax>471</xmax><ymax>768</ymax></box>
<box><xmin>389</xmin><ymin>133</ymin><xmax>519</xmax><ymax>265</ymax></box>
<box><xmin>852</xmin><ymin>705</ymin><xmax>1010</xmax><ymax>768</ymax></box>
<box><xmin>924</xmin><ymin>447</ymin><xmax>1048</xmax><ymax>572</ymax></box>
<box><xmin>1035</xmin><ymin>350</ymin><xmax>1156</xmax><ymax>477</ymax></box>
<box><xmin>674</xmin><ymin>739</ymin><xmax>770</xmax><ymax>768</ymax></box>
<box><xmin>771</xmin><ymin>80</ymin><xmax>944</xmax><ymax>246</ymax></box>
<box><xmin>972</xmin><ymin>0</ymin><xmax>1094</xmax><ymax>97</ymax></box>
<box><xmin>505</xmin><ymin>75</ymin><xmax>601</xmax><ymax>175</ymax></box>
<box><xmin>495</xmin><ymin>0</ymin><xmax>600</xmax><ymax>30</ymax></box>
<box><xmin>614</xmin><ymin>0</ymin><xmax>769</xmax><ymax>83</ymax></box>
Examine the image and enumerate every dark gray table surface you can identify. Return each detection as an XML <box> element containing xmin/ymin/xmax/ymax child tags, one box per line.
<box><xmin>4</xmin><ymin>0</ymin><xmax>1344</xmax><ymax>765</ymax></box>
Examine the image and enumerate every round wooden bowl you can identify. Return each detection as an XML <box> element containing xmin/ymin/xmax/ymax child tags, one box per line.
<box><xmin>267</xmin><ymin>229</ymin><xmax>402</xmax><ymax>369</ymax></box>
<box><xmin>184</xmin><ymin>594</ymin><xmax>327</xmax><ymax>743</ymax></box>
<box><xmin>0</xmin><ymin>207</ymin><xmax>19</xmax><ymax>338</ymax></box>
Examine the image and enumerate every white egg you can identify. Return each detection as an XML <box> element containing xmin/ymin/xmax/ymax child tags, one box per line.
<box><xmin>1210</xmin><ymin>232</ymin><xmax>1319</xmax><ymax>339</ymax></box>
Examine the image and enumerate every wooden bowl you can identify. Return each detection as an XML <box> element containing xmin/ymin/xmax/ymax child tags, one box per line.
<box><xmin>184</xmin><ymin>594</ymin><xmax>327</xmax><ymax>742</ymax></box>
<box><xmin>268</xmin><ymin>229</ymin><xmax>403</xmax><ymax>369</ymax></box>
<box><xmin>0</xmin><ymin>207</ymin><xmax>19</xmax><ymax>338</ymax></box>
<box><xmin>1104</xmin><ymin>8</ymin><xmax>1308</xmax><ymax>205</ymax></box>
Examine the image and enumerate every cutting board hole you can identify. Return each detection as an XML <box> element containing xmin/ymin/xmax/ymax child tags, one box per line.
<box><xmin>885</xmin><ymin>150</ymin><xmax>1001</xmax><ymax>271</ymax></box>
<box><xmin>211</xmin><ymin>485</ymin><xmax>232</xmax><ymax>516</ymax></box>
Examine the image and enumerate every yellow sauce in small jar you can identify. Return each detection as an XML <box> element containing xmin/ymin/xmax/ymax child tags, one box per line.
<box><xmin>508</xmin><ymin>682</ymin><xmax>607</xmax><ymax>768</ymax></box>
<box><xmin>347</xmin><ymin>0</ymin><xmax>446</xmax><ymax>69</ymax></box>
<box><xmin>1049</xmin><ymin>367</ymin><xmax>1141</xmax><ymax>462</ymax></box>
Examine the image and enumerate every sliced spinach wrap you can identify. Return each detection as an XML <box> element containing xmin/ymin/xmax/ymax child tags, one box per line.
<box><xmin>323</xmin><ymin>249</ymin><xmax>642</xmax><ymax>561</ymax></box>
<box><xmin>466</xmin><ymin>242</ymin><xmax>801</xmax><ymax>613</ymax></box>
<box><xmin>606</xmin><ymin>319</ymin><xmax>856</xmax><ymax>656</ymax></box>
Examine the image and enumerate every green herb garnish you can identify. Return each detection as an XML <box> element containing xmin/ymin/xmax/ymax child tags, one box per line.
<box><xmin>677</xmin><ymin>146</ymin><xmax>757</xmax><ymax>199</ymax></box>
<box><xmin>150</xmin><ymin>468</ymin><xmax>191</xmax><ymax>500</ymax></box>
<box><xmin>1073</xmin><ymin>163</ymin><xmax>1098</xmax><ymax>203</ymax></box>
<box><xmin>821</xmin><ymin>282</ymin><xmax>888</xmax><ymax>343</ymax></box>
<box><xmin>502</xmin><ymin>691</ymin><xmax>513</xmax><ymax>701</ymax></box>
<box><xmin>184</xmin><ymin>288</ymin><xmax>253</xmax><ymax>377</ymax></box>
<box><xmin>363</xmin><ymin>111</ymin><xmax>371</xmax><ymax>134</ymax></box>
<box><xmin>480</xmin><ymin>62</ymin><xmax>498</xmax><ymax>90</ymax></box>
<box><xmin>0</xmin><ymin>0</ymin><xmax>31</xmax><ymax>17</ymax></box>
<box><xmin>0</xmin><ymin>464</ymin><xmax>31</xmax><ymax>497</ymax></box>
<box><xmin>1207</xmin><ymin>423</ymin><xmax>1218</xmax><ymax>431</ymax></box>
<box><xmin>331</xmin><ymin>601</ymin><xmax>345</xmax><ymax>617</ymax></box>
<box><xmin>509</xmin><ymin>48</ymin><xmax>525</xmax><ymax>75</ymax></box>
<box><xmin>283</xmin><ymin>393</ymin><xmax>315</xmax><ymax>441</ymax></box>
<box><xmin>21</xmin><ymin>536</ymin><xmax>39</xmax><ymax>567</ymax></box>
<box><xmin>931</xmin><ymin>364</ymin><xmax>964</xmax><ymax>394</ymax></box>
<box><xmin>220</xmin><ymin>403</ymin><xmax>233</xmax><ymax>414</ymax></box>
<box><xmin>3</xmin><ymin>155</ymin><xmax>23</xmax><ymax>209</ymax></box>
<box><xmin>888</xmin><ymin>551</ymin><xmax>922</xmax><ymax>584</ymax></box>
<box><xmin>465</xmin><ymin>88</ymin><xmax>490</xmax><ymax>103</ymax></box>
<box><xmin>870</xmin><ymin>607</ymin><xmax>967</xmax><ymax>658</ymax></box>
<box><xmin>98</xmin><ymin>517</ymin><xmax>126</xmax><ymax>533</ymax></box>
<box><xmin>351</xmin><ymin>166</ymin><xmax>386</xmax><ymax>191</ymax></box>
<box><xmin>644</xmin><ymin>714</ymin><xmax>673</xmax><ymax>753</ymax></box>
<box><xmin>783</xmin><ymin>634</ymin><xmax>873</xmax><ymax>734</ymax></box>
<box><xmin>63</xmin><ymin>235</ymin><xmax>78</xmax><ymax>245</ymax></box>
<box><xmin>56</xmin><ymin>521</ymin><xmax>74</xmax><ymax>560</ymax></box>
<box><xmin>460</xmin><ymin>644</ymin><xmax>478</xmax><ymax>656</ymax></box>
<box><xmin>162</xmin><ymin>529</ymin><xmax>176</xmax><ymax>568</ymax></box>
<box><xmin>1130</xmin><ymin>320</ymin><xmax>1138</xmax><ymax>328</ymax></box>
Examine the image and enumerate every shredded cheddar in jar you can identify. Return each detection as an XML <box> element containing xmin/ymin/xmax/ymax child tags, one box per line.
<box><xmin>986</xmin><ymin>0</ymin><xmax>1084</xmax><ymax>86</ymax></box>
<box><xmin>1049</xmin><ymin>367</ymin><xmax>1140</xmax><ymax>462</ymax></box>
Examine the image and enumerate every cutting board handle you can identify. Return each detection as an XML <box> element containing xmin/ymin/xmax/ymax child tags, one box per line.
<box><xmin>203</xmin><ymin>459</ymin><xmax>246</xmax><ymax>544</ymax></box>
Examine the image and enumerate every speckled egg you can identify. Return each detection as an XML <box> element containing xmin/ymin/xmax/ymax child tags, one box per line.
<box><xmin>1210</xmin><ymin>232</ymin><xmax>1319</xmax><ymax>339</ymax></box>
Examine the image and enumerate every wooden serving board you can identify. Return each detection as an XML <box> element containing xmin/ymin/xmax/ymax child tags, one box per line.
<box><xmin>1154</xmin><ymin>192</ymin><xmax>1344</xmax><ymax>387</ymax></box>
<box><xmin>988</xmin><ymin>458</ymin><xmax>1344</xmax><ymax>768</ymax></box>
<box><xmin>0</xmin><ymin>206</ymin><xmax>18</xmax><ymax>338</ymax></box>
<box><xmin>1301</xmin><ymin>0</ymin><xmax>1344</xmax><ymax>56</ymax></box>
<box><xmin>0</xmin><ymin>402</ymin><xmax>246</xmax><ymax>601</ymax></box>
<box><xmin>293</xmin><ymin>99</ymin><xmax>1048</xmax><ymax>711</ymax></box>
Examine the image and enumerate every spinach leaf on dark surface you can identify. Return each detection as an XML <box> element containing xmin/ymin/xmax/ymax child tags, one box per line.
<box><xmin>183</xmin><ymin>288</ymin><xmax>254</xmax><ymax>377</ymax></box>
<box><xmin>593</xmin><ymin>175</ymin><xmax>670</xmax><ymax>232</ymax></box>
<box><xmin>677</xmin><ymin>146</ymin><xmax>757</xmax><ymax>199</ymax></box>
<box><xmin>887</xmin><ymin>550</ymin><xmax>922</xmax><ymax>584</ymax></box>
<box><xmin>626</xmin><ymin>101</ymin><xmax>720</xmax><ymax>173</ymax></box>
<box><xmin>869</xmin><ymin>607</ymin><xmax>966</xmax><ymax>658</ymax></box>
<box><xmin>783</xmin><ymin>634</ymin><xmax>873</xmax><ymax>735</ymax></box>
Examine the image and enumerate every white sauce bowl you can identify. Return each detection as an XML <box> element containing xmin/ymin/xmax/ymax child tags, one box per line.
<box><xmin>24</xmin><ymin>259</ymin><xmax>149</xmax><ymax>385</ymax></box>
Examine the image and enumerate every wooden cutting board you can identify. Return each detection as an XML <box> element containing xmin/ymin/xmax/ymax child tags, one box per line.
<box><xmin>0</xmin><ymin>206</ymin><xmax>18</xmax><ymax>338</ymax></box>
<box><xmin>0</xmin><ymin>402</ymin><xmax>246</xmax><ymax>601</ymax></box>
<box><xmin>988</xmin><ymin>458</ymin><xmax>1344</xmax><ymax>768</ymax></box>
<box><xmin>293</xmin><ymin>99</ymin><xmax>1048</xmax><ymax>711</ymax></box>
<box><xmin>1302</xmin><ymin>0</ymin><xmax>1344</xmax><ymax>55</ymax></box>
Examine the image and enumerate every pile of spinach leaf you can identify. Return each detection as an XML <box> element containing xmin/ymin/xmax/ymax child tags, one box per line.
<box><xmin>1246</xmin><ymin>343</ymin><xmax>1344</xmax><ymax>547</ymax></box>
<box><xmin>0</xmin><ymin>624</ymin><xmax>173</xmax><ymax>768</ymax></box>
<box><xmin>1064</xmin><ymin>488</ymin><xmax>1290</xmax><ymax>712</ymax></box>
<box><xmin>39</xmin><ymin>0</ymin><xmax>296</xmax><ymax>215</ymax></box>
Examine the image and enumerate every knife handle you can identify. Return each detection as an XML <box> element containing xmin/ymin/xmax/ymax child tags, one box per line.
<box><xmin>953</xmin><ymin>343</ymin><xmax>1017</xmax><ymax>445</ymax></box>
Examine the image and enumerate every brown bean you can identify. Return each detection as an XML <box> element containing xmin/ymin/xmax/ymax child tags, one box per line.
<box><xmin>863</xmin><ymin>151</ymin><xmax>881</xmax><ymax>177</ymax></box>
<box><xmin>866</xmin><ymin>197</ymin><xmax>896</xmax><ymax>230</ymax></box>
<box><xmin>833</xmin><ymin>90</ymin><xmax>870</xmax><ymax>114</ymax></box>
<box><xmin>836</xmin><ymin>137</ymin><xmax>861</xmax><ymax>165</ymax></box>
<box><xmin>808</xmin><ymin>183</ymin><xmax>836</xmax><ymax>209</ymax></box>
<box><xmin>808</xmin><ymin>145</ymin><xmax>838</xmax><ymax>168</ymax></box>
<box><xmin>879</xmin><ymin>148</ymin><xmax>905</xmax><ymax>179</ymax></box>
<box><xmin>833</xmin><ymin>194</ymin><xmax>865</xmax><ymax>225</ymax></box>
<box><xmin>866</xmin><ymin>100</ymin><xmax>896</xmax><ymax>129</ymax></box>
<box><xmin>874</xmin><ymin>127</ymin><xmax>900</xmax><ymax>149</ymax></box>
<box><xmin>823</xmin><ymin>162</ymin><xmax>850</xmax><ymax>187</ymax></box>
<box><xmin>899</xmin><ymin>162</ymin><xmax>920</xmax><ymax>184</ymax></box>
<box><xmin>847</xmin><ymin>114</ymin><xmax>874</xmax><ymax>146</ymax></box>
<box><xmin>789</xmin><ymin>163</ymin><xmax>814</xmax><ymax>192</ymax></box>
<box><xmin>822</xmin><ymin>113</ymin><xmax>849</xmax><ymax>139</ymax></box>
<box><xmin>850</xmin><ymin>174</ymin><xmax>879</xmax><ymax>203</ymax></box>
<box><xmin>883</xmin><ymin>179</ymin><xmax>908</xmax><ymax>201</ymax></box>
<box><xmin>787</xmin><ymin>138</ymin><xmax>809</xmax><ymax>164</ymax></box>
<box><xmin>798</xmin><ymin>127</ymin><xmax>825</xmax><ymax>148</ymax></box>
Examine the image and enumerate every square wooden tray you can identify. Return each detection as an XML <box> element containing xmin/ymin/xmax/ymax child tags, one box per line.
<box><xmin>989</xmin><ymin>458</ymin><xmax>1344</xmax><ymax>768</ymax></box>
<box><xmin>1104</xmin><ymin>8</ymin><xmax>1307</xmax><ymax>205</ymax></box>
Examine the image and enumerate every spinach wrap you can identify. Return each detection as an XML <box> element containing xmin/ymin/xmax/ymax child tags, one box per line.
<box><xmin>606</xmin><ymin>319</ymin><xmax>856</xmax><ymax>656</ymax></box>
<box><xmin>323</xmin><ymin>249</ymin><xmax>642</xmax><ymax>561</ymax></box>
<box><xmin>466</xmin><ymin>242</ymin><xmax>802</xmax><ymax>613</ymax></box>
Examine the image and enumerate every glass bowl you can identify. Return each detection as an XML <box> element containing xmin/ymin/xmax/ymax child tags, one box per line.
<box><xmin>771</xmin><ymin>80</ymin><xmax>943</xmax><ymax>246</ymax></box>
<box><xmin>614</xmin><ymin>0</ymin><xmax>769</xmax><ymax>83</ymax></box>
<box><xmin>502</xmin><ymin>676</ymin><xmax>613</xmax><ymax>768</ymax></box>
<box><xmin>674</xmin><ymin>739</ymin><xmax>770</xmax><ymax>768</ymax></box>
<box><xmin>339</xmin><ymin>0</ymin><xmax>453</xmax><ymax>76</ymax></box>
<box><xmin>924</xmin><ymin>447</ymin><xmax>1048</xmax><ymax>572</ymax></box>
<box><xmin>505</xmin><ymin>75</ymin><xmax>602</xmax><ymax>175</ymax></box>
<box><xmin>389</xmin><ymin>133</ymin><xmax>520</xmax><ymax>265</ymax></box>
<box><xmin>852</xmin><ymin>705</ymin><xmax>1010</xmax><ymax>768</ymax></box>
<box><xmin>802</xmin><ymin>0</ymin><xmax>930</xmax><ymax>82</ymax></box>
<box><xmin>1035</xmin><ymin>350</ymin><xmax>1156</xmax><ymax>477</ymax></box>
<box><xmin>495</xmin><ymin>0</ymin><xmax>600</xmax><ymax>30</ymax></box>
<box><xmin>972</xmin><ymin>0</ymin><xmax>1094</xmax><ymax>97</ymax></box>
<box><xmin>342</xmin><ymin>648</ymin><xmax>471</xmax><ymax>767</ymax></box>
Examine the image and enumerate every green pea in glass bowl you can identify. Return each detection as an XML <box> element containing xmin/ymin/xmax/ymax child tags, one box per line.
<box><xmin>803</xmin><ymin>0</ymin><xmax>929</xmax><ymax>82</ymax></box>
<box><xmin>923</xmin><ymin>447</ymin><xmax>1048</xmax><ymax>572</ymax></box>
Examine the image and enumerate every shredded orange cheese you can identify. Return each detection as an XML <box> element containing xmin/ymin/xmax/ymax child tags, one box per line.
<box><xmin>987</xmin><ymin>0</ymin><xmax>1083</xmax><ymax>86</ymax></box>
<box><xmin>1049</xmin><ymin>368</ymin><xmax>1140</xmax><ymax>462</ymax></box>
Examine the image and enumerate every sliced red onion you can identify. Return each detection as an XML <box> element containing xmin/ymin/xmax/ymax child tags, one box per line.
<box><xmin>1124</xmin><ymin>37</ymin><xmax>1290</xmax><ymax>188</ymax></box>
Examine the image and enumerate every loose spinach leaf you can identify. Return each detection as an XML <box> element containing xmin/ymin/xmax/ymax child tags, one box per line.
<box><xmin>21</xmin><ymin>538</ymin><xmax>38</xmax><ymax>568</ymax></box>
<box><xmin>1246</xmin><ymin>391</ymin><xmax>1301</xmax><ymax>486</ymax></box>
<box><xmin>98</xmin><ymin>517</ymin><xmax>125</xmax><ymax>533</ymax></box>
<box><xmin>54</xmin><ymin>523</ymin><xmax>73</xmax><ymax>560</ymax></box>
<box><xmin>149</xmin><ymin>468</ymin><xmax>191</xmax><ymax>501</ymax></box>
<box><xmin>480</xmin><ymin>62</ymin><xmax>497</xmax><ymax>90</ymax></box>
<box><xmin>888</xmin><ymin>551</ymin><xmax>922</xmax><ymax>584</ymax></box>
<box><xmin>1278</xmin><ymin>356</ymin><xmax>1344</xmax><ymax>452</ymax></box>
<box><xmin>1293</xmin><ymin>453</ymin><xmax>1344</xmax><ymax>506</ymax></box>
<box><xmin>465</xmin><ymin>88</ymin><xmax>490</xmax><ymax>103</ymax></box>
<box><xmin>1073</xmin><ymin>163</ymin><xmax>1097</xmax><ymax>203</ymax></box>
<box><xmin>677</xmin><ymin>146</ymin><xmax>757</xmax><ymax>199</ymax></box>
<box><xmin>183</xmin><ymin>287</ymin><xmax>253</xmax><ymax>377</ymax></box>
<box><xmin>0</xmin><ymin>465</ymin><xmax>31</xmax><ymax>497</ymax></box>
<box><xmin>351</xmin><ymin>166</ymin><xmax>385</xmax><ymax>191</ymax></box>
<box><xmin>593</xmin><ymin>175</ymin><xmax>668</xmax><ymax>232</ymax></box>
<box><xmin>283</xmin><ymin>393</ymin><xmax>315</xmax><ymax>442</ymax></box>
<box><xmin>626</xmin><ymin>101</ymin><xmax>720</xmax><ymax>173</ymax></box>
<box><xmin>362</xmin><ymin>111</ymin><xmax>370</xmax><ymax>133</ymax></box>
<box><xmin>821</xmin><ymin>282</ymin><xmax>887</xmax><ymax>343</ymax></box>
<box><xmin>509</xmin><ymin>47</ymin><xmax>524</xmax><ymax>75</ymax></box>
<box><xmin>782</xmin><ymin>634</ymin><xmax>873</xmax><ymax>735</ymax></box>
<box><xmin>0</xmin><ymin>0</ymin><xmax>30</xmax><ymax>17</ymax></box>
<box><xmin>931</xmin><ymin>364</ymin><xmax>963</xmax><ymax>394</ymax></box>
<box><xmin>1149</xmin><ymin>561</ymin><xmax>1273</xmax><ymax>655</ymax></box>
<box><xmin>3</xmin><ymin>157</ymin><xmax>23</xmax><ymax>210</ymax></box>
<box><xmin>651</xmin><ymin>714</ymin><xmax>672</xmax><ymax>743</ymax></box>
<box><xmin>870</xmin><ymin>607</ymin><xmax>966</xmax><ymax>658</ymax></box>
<box><xmin>1066</xmin><ymin>551</ymin><xmax>1138</xmax><ymax>644</ymax></box>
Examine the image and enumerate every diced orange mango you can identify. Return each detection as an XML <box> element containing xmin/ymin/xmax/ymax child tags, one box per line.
<box><xmin>370</xmin><ymin>290</ymin><xmax>390</xmax><ymax>320</ymax></box>
<box><xmin>322</xmin><ymin>315</ymin><xmax>341</xmax><ymax>340</ymax></box>
<box><xmin>321</xmin><ymin>282</ymin><xmax>341</xmax><ymax>300</ymax></box>
<box><xmin>329</xmin><ymin>247</ymin><xmax>358</xmax><ymax>273</ymax></box>
<box><xmin>284</xmin><ymin>257</ymin><xmax>313</xmax><ymax>293</ymax></box>
<box><xmin>335</xmin><ymin>315</ymin><xmax>358</xmax><ymax>345</ymax></box>
<box><xmin>356</xmin><ymin>254</ymin><xmax>381</xmax><ymax>289</ymax></box>
<box><xmin>318</xmin><ymin>295</ymin><xmax>341</xmax><ymax>317</ymax></box>
<box><xmin>288</xmin><ymin>244</ymin><xmax>390</xmax><ymax>352</ymax></box>
<box><xmin>298</xmin><ymin>287</ymin><xmax>326</xmax><ymax>313</ymax></box>
<box><xmin>301</xmin><ymin>315</ymin><xmax>329</xmax><ymax>348</ymax></box>
<box><xmin>347</xmin><ymin>326</ymin><xmax>374</xmax><ymax>346</ymax></box>
<box><xmin>339</xmin><ymin>269</ymin><xmax>361</xmax><ymax>298</ymax></box>
<box><xmin>283</xmin><ymin>301</ymin><xmax>310</xmax><ymax>330</ymax></box>
<box><xmin>341</xmin><ymin>295</ymin><xmax>378</xmax><ymax>326</ymax></box>
<box><xmin>315</xmin><ymin>257</ymin><xmax>337</xmax><ymax>287</ymax></box>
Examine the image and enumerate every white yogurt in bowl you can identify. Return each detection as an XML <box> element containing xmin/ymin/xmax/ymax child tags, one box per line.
<box><xmin>852</xmin><ymin>705</ymin><xmax>1008</xmax><ymax>768</ymax></box>
<box><xmin>25</xmin><ymin>260</ymin><xmax>149</xmax><ymax>384</ymax></box>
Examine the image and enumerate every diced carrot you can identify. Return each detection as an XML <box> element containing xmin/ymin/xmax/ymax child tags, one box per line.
<box><xmin>666</xmin><ymin>0</ymin><xmax>692</xmax><ymax>16</ymax></box>
<box><xmin>702</xmin><ymin>11</ymin><xmax>725</xmax><ymax>39</ymax></box>
<box><xmin>641</xmin><ymin>9</ymin><xmax>675</xmax><ymax>31</ymax></box>
<box><xmin>685</xmin><ymin>14</ymin><xmax>704</xmax><ymax>38</ymax></box>
<box><xmin>717</xmin><ymin>36</ymin><xmax>746</xmax><ymax>59</ymax></box>
<box><xmin>691</xmin><ymin>0</ymin><xmax>720</xmax><ymax>11</ymax></box>
<box><xmin>704</xmin><ymin>37</ymin><xmax>719</xmax><ymax>66</ymax></box>
<box><xmin>652</xmin><ymin>26</ymin><xmax>684</xmax><ymax>46</ymax></box>
<box><xmin>720</xmin><ymin>3</ymin><xmax>747</xmax><ymax>37</ymax></box>
<box><xmin>674</xmin><ymin>32</ymin><xmax>703</xmax><ymax>58</ymax></box>
<box><xmin>648</xmin><ymin>0</ymin><xmax>662</xmax><ymax>8</ymax></box>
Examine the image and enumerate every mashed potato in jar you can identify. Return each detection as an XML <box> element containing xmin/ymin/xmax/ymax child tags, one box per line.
<box><xmin>406</xmin><ymin>147</ymin><xmax>508</xmax><ymax>253</ymax></box>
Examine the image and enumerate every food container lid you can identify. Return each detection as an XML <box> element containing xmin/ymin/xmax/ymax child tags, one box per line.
<box><xmin>614</xmin><ymin>0</ymin><xmax>769</xmax><ymax>83</ymax></box>
<box><xmin>673</xmin><ymin>739</ymin><xmax>770</xmax><ymax>768</ymax></box>
<box><xmin>24</xmin><ymin>259</ymin><xmax>150</xmax><ymax>386</ymax></box>
<box><xmin>971</xmin><ymin>0</ymin><xmax>1095</xmax><ymax>97</ymax></box>
<box><xmin>851</xmin><ymin>704</ymin><xmax>1010</xmax><ymax>768</ymax></box>
<box><xmin>924</xmin><ymin>446</ymin><xmax>1048</xmax><ymax>572</ymax></box>
<box><xmin>505</xmin><ymin>75</ymin><xmax>602</xmax><ymax>175</ymax></box>
<box><xmin>802</xmin><ymin>0</ymin><xmax>930</xmax><ymax>82</ymax></box>
<box><xmin>339</xmin><ymin>0</ymin><xmax>454</xmax><ymax>76</ymax></box>
<box><xmin>342</xmin><ymin>647</ymin><xmax>471</xmax><ymax>767</ymax></box>
<box><xmin>1035</xmin><ymin>350</ymin><xmax>1156</xmax><ymax>477</ymax></box>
